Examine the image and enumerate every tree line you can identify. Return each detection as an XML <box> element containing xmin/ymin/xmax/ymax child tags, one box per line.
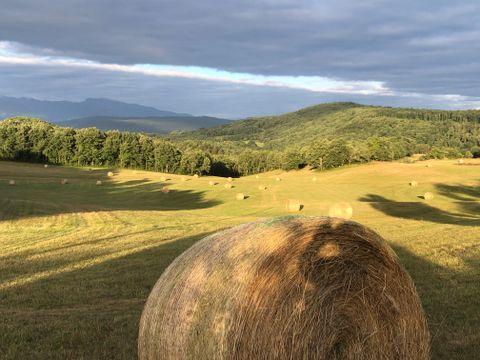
<box><xmin>0</xmin><ymin>117</ymin><xmax>477</xmax><ymax>177</ymax></box>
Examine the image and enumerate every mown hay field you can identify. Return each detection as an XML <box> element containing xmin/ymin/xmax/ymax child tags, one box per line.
<box><xmin>0</xmin><ymin>159</ymin><xmax>479</xmax><ymax>359</ymax></box>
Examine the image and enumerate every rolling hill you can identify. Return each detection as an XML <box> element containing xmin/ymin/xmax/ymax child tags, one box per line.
<box><xmin>176</xmin><ymin>102</ymin><xmax>480</xmax><ymax>150</ymax></box>
<box><xmin>59</xmin><ymin>115</ymin><xmax>232</xmax><ymax>134</ymax></box>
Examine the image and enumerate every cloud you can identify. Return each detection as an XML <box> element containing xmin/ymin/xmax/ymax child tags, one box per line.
<box><xmin>0</xmin><ymin>0</ymin><xmax>479</xmax><ymax>116</ymax></box>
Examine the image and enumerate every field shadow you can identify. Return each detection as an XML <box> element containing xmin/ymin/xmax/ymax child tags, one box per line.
<box><xmin>359</xmin><ymin>194</ymin><xmax>479</xmax><ymax>226</ymax></box>
<box><xmin>0</xmin><ymin>167</ymin><xmax>222</xmax><ymax>221</ymax></box>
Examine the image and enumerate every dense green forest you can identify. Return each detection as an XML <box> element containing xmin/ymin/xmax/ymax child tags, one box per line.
<box><xmin>1</xmin><ymin>103</ymin><xmax>479</xmax><ymax>176</ymax></box>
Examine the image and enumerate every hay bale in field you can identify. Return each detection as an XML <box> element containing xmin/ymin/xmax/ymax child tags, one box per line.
<box><xmin>161</xmin><ymin>187</ymin><xmax>170</xmax><ymax>194</ymax></box>
<box><xmin>423</xmin><ymin>192</ymin><xmax>434</xmax><ymax>200</ymax></box>
<box><xmin>138</xmin><ymin>217</ymin><xmax>429</xmax><ymax>360</ymax></box>
<box><xmin>8</xmin><ymin>180</ymin><xmax>15</xmax><ymax>186</ymax></box>
<box><xmin>227</xmin><ymin>177</ymin><xmax>233</xmax><ymax>182</ymax></box>
<box><xmin>181</xmin><ymin>176</ymin><xmax>187</xmax><ymax>182</ymax></box>
<box><xmin>96</xmin><ymin>180</ymin><xmax>102</xmax><ymax>186</ymax></box>
<box><xmin>61</xmin><ymin>179</ymin><xmax>68</xmax><ymax>185</ymax></box>
<box><xmin>224</xmin><ymin>183</ymin><xmax>233</xmax><ymax>189</ymax></box>
<box><xmin>160</xmin><ymin>176</ymin><xmax>167</xmax><ymax>182</ymax></box>
<box><xmin>458</xmin><ymin>159</ymin><xmax>464</xmax><ymax>164</ymax></box>
<box><xmin>235</xmin><ymin>193</ymin><xmax>246</xmax><ymax>200</ymax></box>
<box><xmin>258</xmin><ymin>185</ymin><xmax>267</xmax><ymax>190</ymax></box>
<box><xmin>312</xmin><ymin>177</ymin><xmax>317</xmax><ymax>182</ymax></box>
<box><xmin>276</xmin><ymin>177</ymin><xmax>281</xmax><ymax>182</ymax></box>
<box><xmin>328</xmin><ymin>202</ymin><xmax>353</xmax><ymax>219</ymax></box>
<box><xmin>255</xmin><ymin>175</ymin><xmax>259</xmax><ymax>179</ymax></box>
<box><xmin>285</xmin><ymin>199</ymin><xmax>302</xmax><ymax>212</ymax></box>
<box><xmin>409</xmin><ymin>181</ymin><xmax>418</xmax><ymax>187</ymax></box>
<box><xmin>425</xmin><ymin>164</ymin><xmax>432</xmax><ymax>168</ymax></box>
<box><xmin>193</xmin><ymin>174</ymin><xmax>199</xmax><ymax>178</ymax></box>
<box><xmin>44</xmin><ymin>164</ymin><xmax>48</xmax><ymax>168</ymax></box>
<box><xmin>209</xmin><ymin>181</ymin><xmax>216</xmax><ymax>186</ymax></box>
<box><xmin>107</xmin><ymin>171</ymin><xmax>114</xmax><ymax>177</ymax></box>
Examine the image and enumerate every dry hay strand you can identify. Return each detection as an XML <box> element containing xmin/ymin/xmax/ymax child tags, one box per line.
<box><xmin>235</xmin><ymin>193</ymin><xmax>246</xmax><ymax>200</ymax></box>
<box><xmin>44</xmin><ymin>164</ymin><xmax>49</xmax><ymax>168</ymax></box>
<box><xmin>227</xmin><ymin>177</ymin><xmax>233</xmax><ymax>182</ymax></box>
<box><xmin>139</xmin><ymin>217</ymin><xmax>429</xmax><ymax>360</ymax></box>
<box><xmin>209</xmin><ymin>181</ymin><xmax>216</xmax><ymax>186</ymax></box>
<box><xmin>107</xmin><ymin>171</ymin><xmax>114</xmax><ymax>177</ymax></box>
<box><xmin>409</xmin><ymin>181</ymin><xmax>418</xmax><ymax>187</ymax></box>
<box><xmin>285</xmin><ymin>199</ymin><xmax>302</xmax><ymax>212</ymax></box>
<box><xmin>224</xmin><ymin>183</ymin><xmax>233</xmax><ymax>189</ymax></box>
<box><xmin>193</xmin><ymin>174</ymin><xmax>199</xmax><ymax>178</ymax></box>
<box><xmin>328</xmin><ymin>202</ymin><xmax>353</xmax><ymax>219</ymax></box>
<box><xmin>258</xmin><ymin>185</ymin><xmax>267</xmax><ymax>190</ymax></box>
<box><xmin>61</xmin><ymin>179</ymin><xmax>68</xmax><ymax>185</ymax></box>
<box><xmin>423</xmin><ymin>192</ymin><xmax>434</xmax><ymax>200</ymax></box>
<box><xmin>8</xmin><ymin>180</ymin><xmax>15</xmax><ymax>186</ymax></box>
<box><xmin>96</xmin><ymin>180</ymin><xmax>102</xmax><ymax>186</ymax></box>
<box><xmin>276</xmin><ymin>177</ymin><xmax>281</xmax><ymax>181</ymax></box>
<box><xmin>161</xmin><ymin>187</ymin><xmax>170</xmax><ymax>194</ymax></box>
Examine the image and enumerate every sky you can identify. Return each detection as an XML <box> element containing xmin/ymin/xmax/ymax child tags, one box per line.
<box><xmin>1</xmin><ymin>0</ymin><xmax>479</xmax><ymax>118</ymax></box>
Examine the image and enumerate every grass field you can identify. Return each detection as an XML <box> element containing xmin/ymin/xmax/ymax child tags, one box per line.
<box><xmin>0</xmin><ymin>159</ymin><xmax>479</xmax><ymax>359</ymax></box>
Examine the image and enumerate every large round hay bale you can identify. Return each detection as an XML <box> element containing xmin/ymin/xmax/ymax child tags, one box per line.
<box><xmin>8</xmin><ymin>180</ymin><xmax>15</xmax><ymax>186</ymax></box>
<box><xmin>96</xmin><ymin>180</ymin><xmax>102</xmax><ymax>186</ymax></box>
<box><xmin>285</xmin><ymin>199</ymin><xmax>302</xmax><ymax>212</ymax></box>
<box><xmin>193</xmin><ymin>174</ymin><xmax>199</xmax><ymax>178</ymax></box>
<box><xmin>209</xmin><ymin>181</ymin><xmax>216</xmax><ymax>186</ymax></box>
<box><xmin>61</xmin><ymin>179</ymin><xmax>68</xmax><ymax>185</ymax></box>
<box><xmin>409</xmin><ymin>181</ymin><xmax>418</xmax><ymax>187</ymax></box>
<box><xmin>255</xmin><ymin>175</ymin><xmax>259</xmax><ymax>179</ymax></box>
<box><xmin>139</xmin><ymin>217</ymin><xmax>429</xmax><ymax>360</ymax></box>
<box><xmin>425</xmin><ymin>164</ymin><xmax>432</xmax><ymax>168</ymax></box>
<box><xmin>457</xmin><ymin>159</ymin><xmax>464</xmax><ymax>165</ymax></box>
<box><xmin>181</xmin><ymin>176</ymin><xmax>187</xmax><ymax>182</ymax></box>
<box><xmin>107</xmin><ymin>171</ymin><xmax>114</xmax><ymax>177</ymax></box>
<box><xmin>235</xmin><ymin>193</ymin><xmax>246</xmax><ymax>200</ymax></box>
<box><xmin>160</xmin><ymin>176</ymin><xmax>167</xmax><ymax>182</ymax></box>
<box><xmin>161</xmin><ymin>187</ymin><xmax>170</xmax><ymax>194</ymax></box>
<box><xmin>224</xmin><ymin>183</ymin><xmax>233</xmax><ymax>189</ymax></box>
<box><xmin>276</xmin><ymin>177</ymin><xmax>281</xmax><ymax>182</ymax></box>
<box><xmin>44</xmin><ymin>164</ymin><xmax>49</xmax><ymax>168</ymax></box>
<box><xmin>423</xmin><ymin>192</ymin><xmax>434</xmax><ymax>200</ymax></box>
<box><xmin>227</xmin><ymin>177</ymin><xmax>233</xmax><ymax>182</ymax></box>
<box><xmin>312</xmin><ymin>177</ymin><xmax>317</xmax><ymax>182</ymax></box>
<box><xmin>328</xmin><ymin>202</ymin><xmax>353</xmax><ymax>219</ymax></box>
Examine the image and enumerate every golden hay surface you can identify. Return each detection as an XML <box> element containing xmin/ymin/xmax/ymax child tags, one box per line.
<box><xmin>107</xmin><ymin>171</ymin><xmax>114</xmax><ymax>177</ymax></box>
<box><xmin>139</xmin><ymin>217</ymin><xmax>429</xmax><ymax>360</ymax></box>
<box><xmin>409</xmin><ymin>181</ymin><xmax>418</xmax><ymax>187</ymax></box>
<box><xmin>424</xmin><ymin>192</ymin><xmax>434</xmax><ymax>200</ymax></box>
<box><xmin>285</xmin><ymin>199</ymin><xmax>302</xmax><ymax>212</ymax></box>
<box><xmin>235</xmin><ymin>193</ymin><xmax>246</xmax><ymax>200</ymax></box>
<box><xmin>328</xmin><ymin>202</ymin><xmax>353</xmax><ymax>219</ymax></box>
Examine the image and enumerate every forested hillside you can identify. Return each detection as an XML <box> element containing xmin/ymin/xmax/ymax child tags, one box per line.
<box><xmin>1</xmin><ymin>103</ymin><xmax>479</xmax><ymax>177</ymax></box>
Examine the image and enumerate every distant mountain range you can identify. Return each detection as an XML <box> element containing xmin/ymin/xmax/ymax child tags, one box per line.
<box><xmin>59</xmin><ymin>115</ymin><xmax>232</xmax><ymax>134</ymax></box>
<box><xmin>0</xmin><ymin>96</ymin><xmax>231</xmax><ymax>133</ymax></box>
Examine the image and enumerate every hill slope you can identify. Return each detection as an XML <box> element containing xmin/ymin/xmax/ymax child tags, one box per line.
<box><xmin>177</xmin><ymin>102</ymin><xmax>480</xmax><ymax>150</ymax></box>
<box><xmin>59</xmin><ymin>115</ymin><xmax>232</xmax><ymax>134</ymax></box>
<box><xmin>0</xmin><ymin>96</ymin><xmax>190</xmax><ymax>122</ymax></box>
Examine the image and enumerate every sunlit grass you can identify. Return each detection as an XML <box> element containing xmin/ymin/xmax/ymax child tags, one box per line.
<box><xmin>0</xmin><ymin>159</ymin><xmax>479</xmax><ymax>359</ymax></box>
